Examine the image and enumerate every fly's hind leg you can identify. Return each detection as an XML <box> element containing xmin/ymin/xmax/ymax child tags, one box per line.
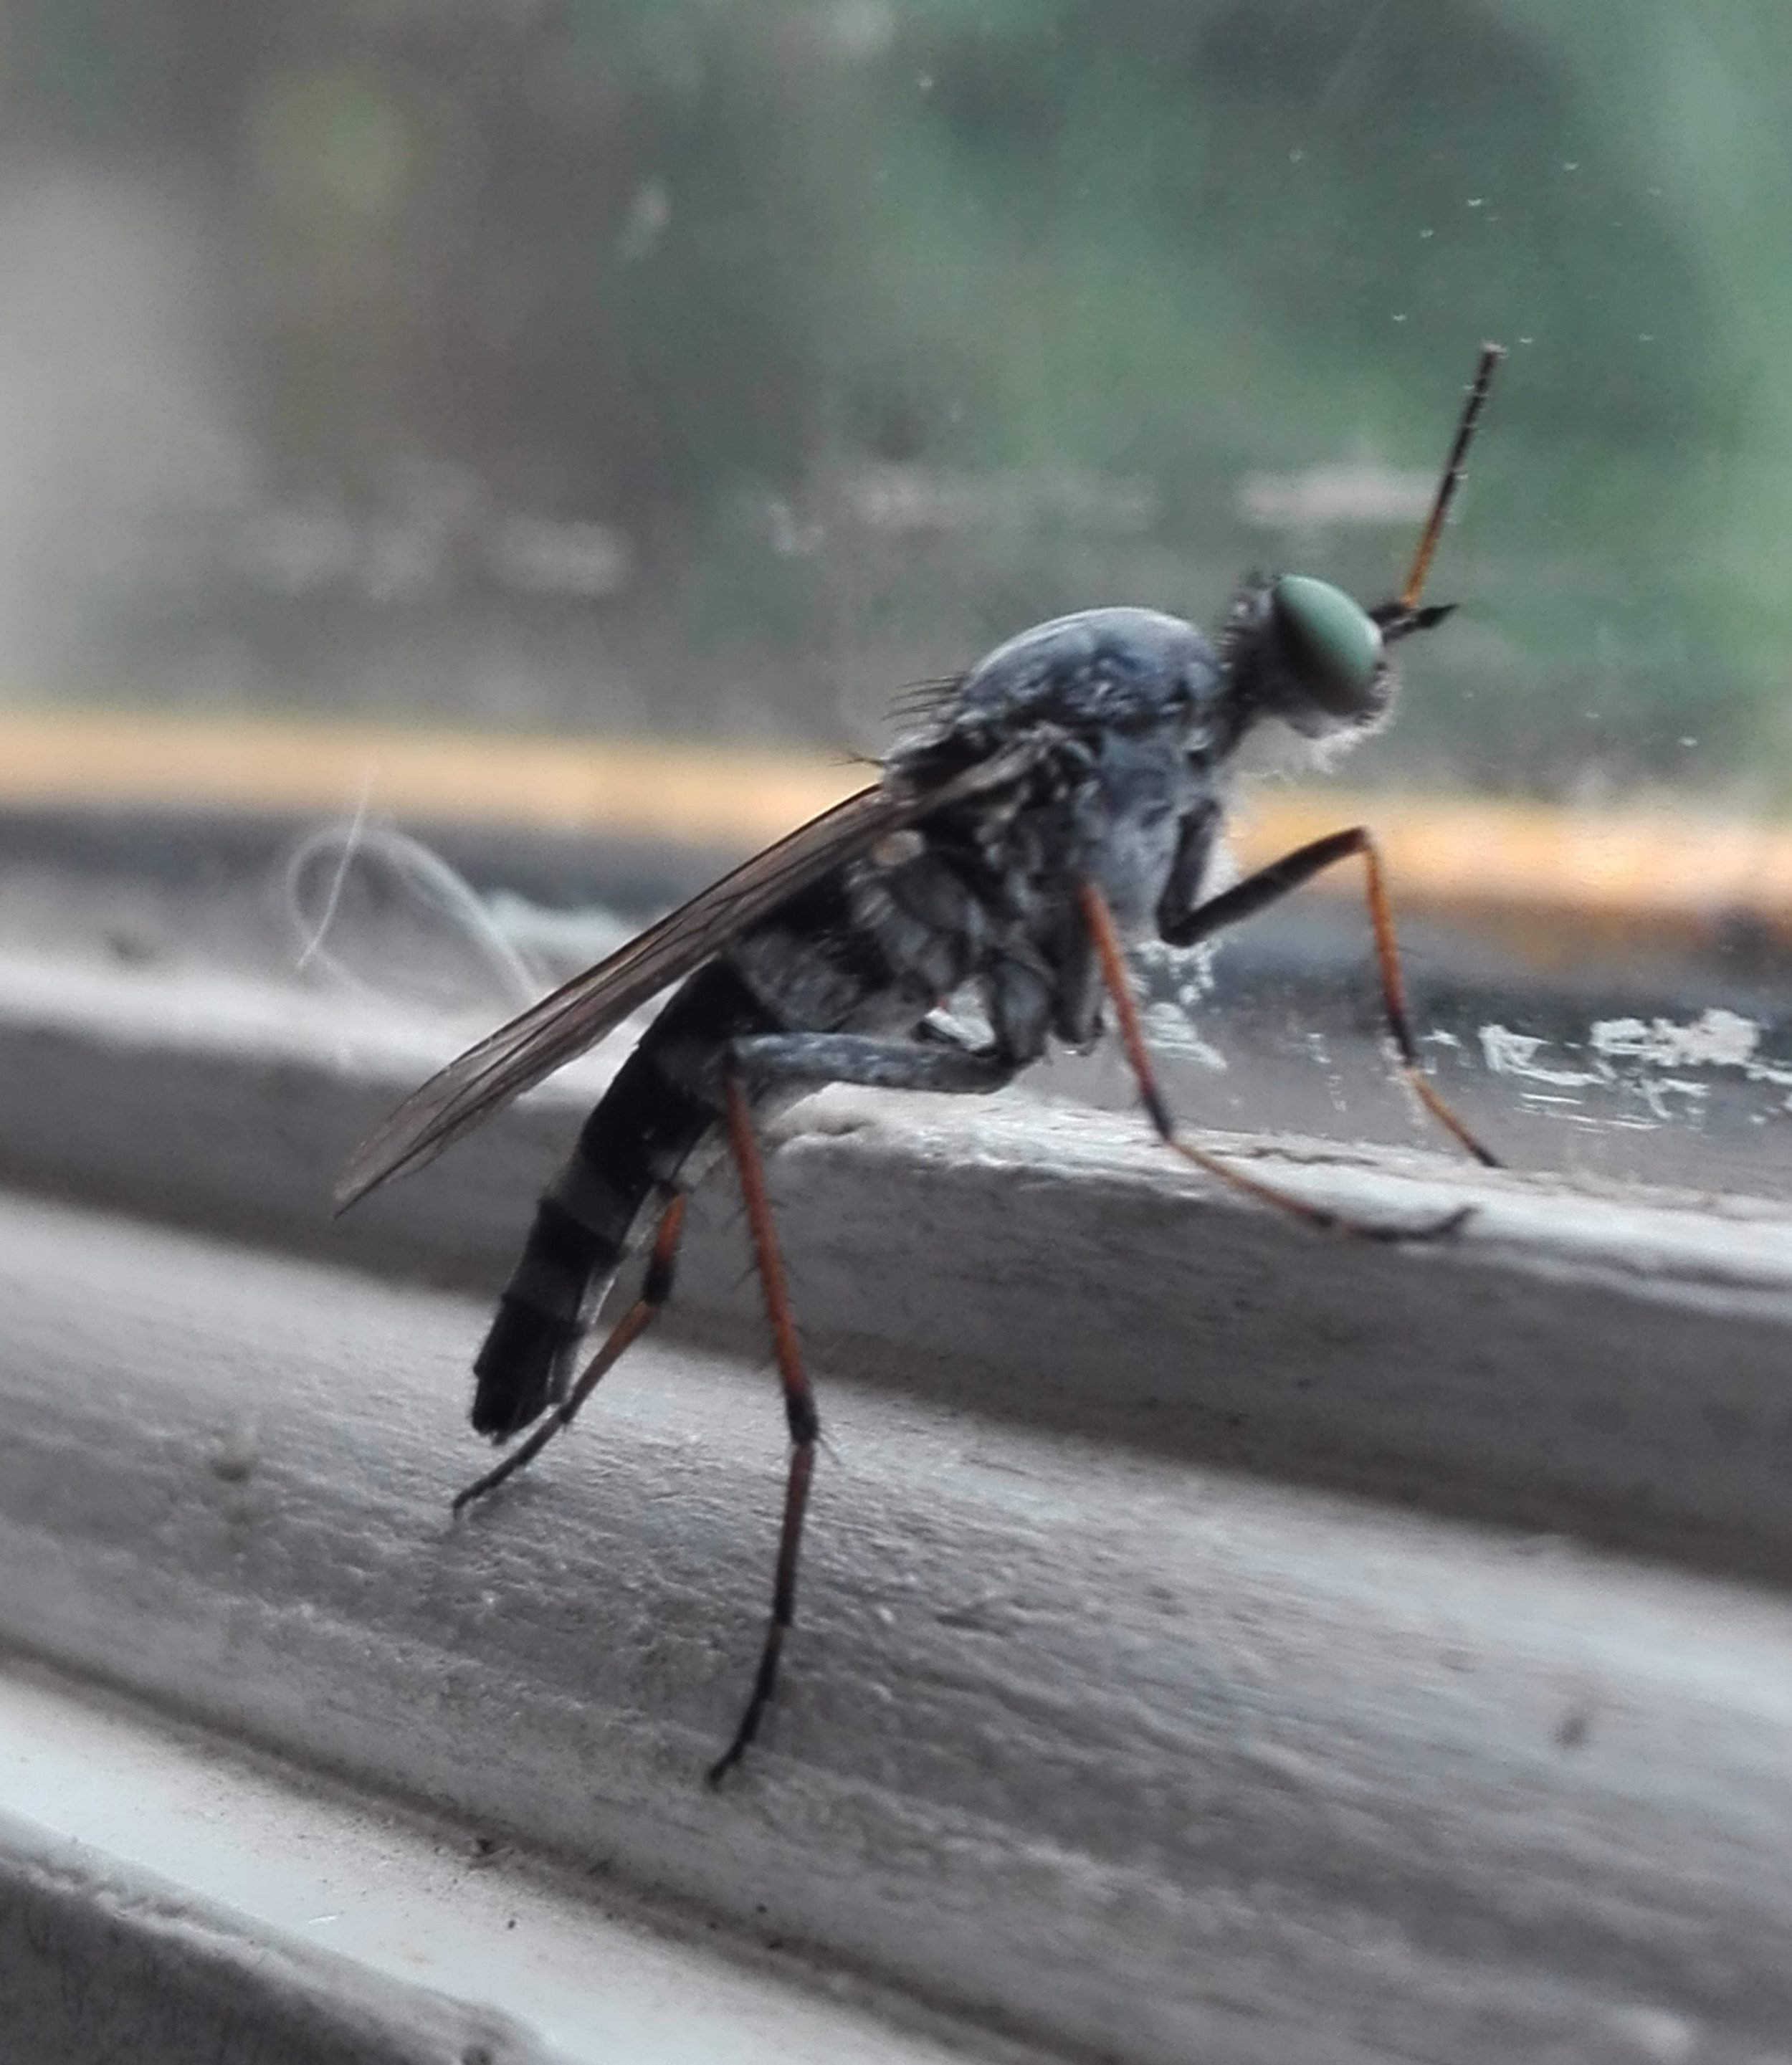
<box><xmin>452</xmin><ymin>1193</ymin><xmax>687</xmax><ymax>1513</ymax></box>
<box><xmin>705</xmin><ymin>1031</ymin><xmax>1016</xmax><ymax>1785</ymax></box>
<box><xmin>706</xmin><ymin>1071</ymin><xmax>820</xmax><ymax>1785</ymax></box>
<box><xmin>1079</xmin><ymin>879</ymin><xmax>1472</xmax><ymax>1244</ymax></box>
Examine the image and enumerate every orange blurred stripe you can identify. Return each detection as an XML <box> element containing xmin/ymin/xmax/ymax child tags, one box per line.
<box><xmin>0</xmin><ymin>710</ymin><xmax>1784</xmax><ymax>950</ymax></box>
<box><xmin>1229</xmin><ymin>791</ymin><xmax>1792</xmax><ymax>949</ymax></box>
<box><xmin>0</xmin><ymin>712</ymin><xmax>855</xmax><ymax>852</ymax></box>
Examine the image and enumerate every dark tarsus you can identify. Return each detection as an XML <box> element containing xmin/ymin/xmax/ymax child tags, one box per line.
<box><xmin>340</xmin><ymin>345</ymin><xmax>1505</xmax><ymax>1781</ymax></box>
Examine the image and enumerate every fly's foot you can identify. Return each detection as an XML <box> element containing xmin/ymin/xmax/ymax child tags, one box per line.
<box><xmin>450</xmin><ymin>1424</ymin><xmax>553</xmax><ymax>1515</ymax></box>
<box><xmin>449</xmin><ymin>1464</ymin><xmax>506</xmax><ymax>1516</ymax></box>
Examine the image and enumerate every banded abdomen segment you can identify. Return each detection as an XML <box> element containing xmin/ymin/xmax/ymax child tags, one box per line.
<box><xmin>472</xmin><ymin>961</ymin><xmax>776</xmax><ymax>1438</ymax></box>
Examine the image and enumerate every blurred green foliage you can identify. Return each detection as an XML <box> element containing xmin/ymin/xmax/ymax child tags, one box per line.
<box><xmin>6</xmin><ymin>0</ymin><xmax>1792</xmax><ymax>794</ymax></box>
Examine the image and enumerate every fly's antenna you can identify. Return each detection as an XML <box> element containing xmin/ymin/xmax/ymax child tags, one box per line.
<box><xmin>1398</xmin><ymin>341</ymin><xmax>1504</xmax><ymax>614</ymax></box>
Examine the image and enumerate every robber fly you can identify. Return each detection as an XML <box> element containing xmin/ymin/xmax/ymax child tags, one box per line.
<box><xmin>338</xmin><ymin>343</ymin><xmax>1503</xmax><ymax>1783</ymax></box>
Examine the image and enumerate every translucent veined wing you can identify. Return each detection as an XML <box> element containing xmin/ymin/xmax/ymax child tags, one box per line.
<box><xmin>334</xmin><ymin>736</ymin><xmax>1049</xmax><ymax>1209</ymax></box>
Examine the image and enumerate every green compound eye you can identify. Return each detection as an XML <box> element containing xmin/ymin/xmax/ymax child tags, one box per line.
<box><xmin>1271</xmin><ymin>574</ymin><xmax>1384</xmax><ymax>715</ymax></box>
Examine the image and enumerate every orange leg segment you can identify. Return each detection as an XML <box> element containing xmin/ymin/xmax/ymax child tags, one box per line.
<box><xmin>1077</xmin><ymin>879</ymin><xmax>1472</xmax><ymax>1244</ymax></box>
<box><xmin>707</xmin><ymin>1071</ymin><xmax>820</xmax><ymax>1785</ymax></box>
<box><xmin>1161</xmin><ymin>826</ymin><xmax>1498</xmax><ymax>1168</ymax></box>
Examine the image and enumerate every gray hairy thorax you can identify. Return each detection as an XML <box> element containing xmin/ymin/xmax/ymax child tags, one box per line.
<box><xmin>729</xmin><ymin>606</ymin><xmax>1233</xmax><ymax>1068</ymax></box>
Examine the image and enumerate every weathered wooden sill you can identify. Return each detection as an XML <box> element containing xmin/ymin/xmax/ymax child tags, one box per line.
<box><xmin>1</xmin><ymin>956</ymin><xmax>1789</xmax><ymax>2065</ymax></box>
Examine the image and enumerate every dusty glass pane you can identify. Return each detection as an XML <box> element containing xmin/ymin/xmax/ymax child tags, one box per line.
<box><xmin>1</xmin><ymin>1</ymin><xmax>1788</xmax><ymax>1191</ymax></box>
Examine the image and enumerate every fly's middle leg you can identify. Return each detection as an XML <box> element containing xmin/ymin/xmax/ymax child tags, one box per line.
<box><xmin>728</xmin><ymin>1028</ymin><xmax>1016</xmax><ymax>1095</ymax></box>
<box><xmin>452</xmin><ymin>1193</ymin><xmax>687</xmax><ymax>1513</ymax></box>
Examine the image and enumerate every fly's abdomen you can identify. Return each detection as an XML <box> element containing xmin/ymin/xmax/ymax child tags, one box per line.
<box><xmin>472</xmin><ymin>962</ymin><xmax>773</xmax><ymax>1438</ymax></box>
<box><xmin>473</xmin><ymin>1194</ymin><xmax>611</xmax><ymax>1436</ymax></box>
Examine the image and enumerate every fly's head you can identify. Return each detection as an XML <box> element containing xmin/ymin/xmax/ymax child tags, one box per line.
<box><xmin>1218</xmin><ymin>573</ymin><xmax>1452</xmax><ymax>750</ymax></box>
<box><xmin>1216</xmin><ymin>341</ymin><xmax>1502</xmax><ymax>763</ymax></box>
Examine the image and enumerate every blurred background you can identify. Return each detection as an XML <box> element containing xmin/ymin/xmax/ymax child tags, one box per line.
<box><xmin>6</xmin><ymin>0</ymin><xmax>1792</xmax><ymax>1188</ymax></box>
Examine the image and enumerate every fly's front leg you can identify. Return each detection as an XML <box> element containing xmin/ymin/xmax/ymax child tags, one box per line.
<box><xmin>1162</xmin><ymin>826</ymin><xmax>1497</xmax><ymax>1168</ymax></box>
<box><xmin>1079</xmin><ymin>880</ymin><xmax>1471</xmax><ymax>1244</ymax></box>
<box><xmin>452</xmin><ymin>1194</ymin><xmax>687</xmax><ymax>1513</ymax></box>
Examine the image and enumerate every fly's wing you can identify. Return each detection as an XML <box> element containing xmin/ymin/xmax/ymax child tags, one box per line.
<box><xmin>334</xmin><ymin>735</ymin><xmax>1049</xmax><ymax>1210</ymax></box>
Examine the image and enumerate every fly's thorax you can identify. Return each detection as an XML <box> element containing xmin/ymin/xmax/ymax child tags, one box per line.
<box><xmin>1062</xmin><ymin>720</ymin><xmax>1209</xmax><ymax>935</ymax></box>
<box><xmin>842</xmin><ymin>843</ymin><xmax>989</xmax><ymax>1008</ymax></box>
<box><xmin>727</xmin><ymin>922</ymin><xmax>868</xmax><ymax>1034</ymax></box>
<box><xmin>723</xmin><ymin>859</ymin><xmax>963</xmax><ymax>1047</ymax></box>
<box><xmin>892</xmin><ymin>606</ymin><xmax>1227</xmax><ymax>784</ymax></box>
